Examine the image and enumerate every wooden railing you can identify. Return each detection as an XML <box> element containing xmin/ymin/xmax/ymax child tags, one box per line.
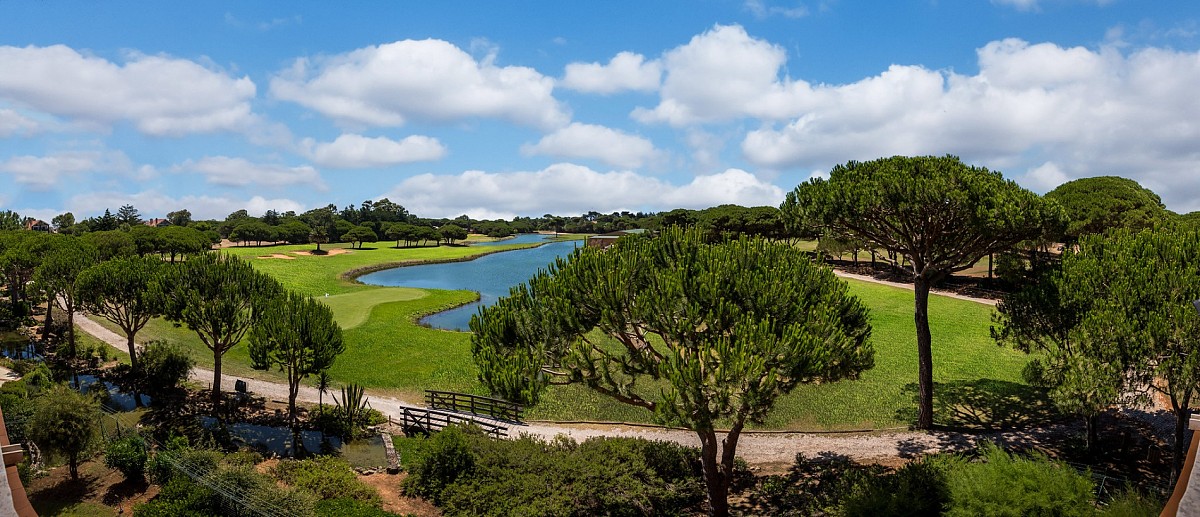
<box><xmin>425</xmin><ymin>390</ymin><xmax>524</xmax><ymax>423</ymax></box>
<box><xmin>394</xmin><ymin>406</ymin><xmax>508</xmax><ymax>439</ymax></box>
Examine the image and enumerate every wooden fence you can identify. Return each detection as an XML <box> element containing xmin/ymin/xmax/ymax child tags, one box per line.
<box><xmin>393</xmin><ymin>406</ymin><xmax>508</xmax><ymax>439</ymax></box>
<box><xmin>424</xmin><ymin>390</ymin><xmax>524</xmax><ymax>423</ymax></box>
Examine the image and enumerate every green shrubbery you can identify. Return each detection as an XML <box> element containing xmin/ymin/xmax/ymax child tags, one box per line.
<box><xmin>104</xmin><ymin>434</ymin><xmax>148</xmax><ymax>481</ymax></box>
<box><xmin>400</xmin><ymin>425</ymin><xmax>705</xmax><ymax>516</ymax></box>
<box><xmin>749</xmin><ymin>442</ymin><xmax>1161</xmax><ymax>517</ymax></box>
<box><xmin>271</xmin><ymin>456</ymin><xmax>381</xmax><ymax>506</ymax></box>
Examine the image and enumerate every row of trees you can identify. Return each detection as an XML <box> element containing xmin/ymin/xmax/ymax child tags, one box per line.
<box><xmin>0</xmin><ymin>230</ymin><xmax>345</xmax><ymax>431</ymax></box>
<box><xmin>469</xmin><ymin>155</ymin><xmax>1197</xmax><ymax>516</ymax></box>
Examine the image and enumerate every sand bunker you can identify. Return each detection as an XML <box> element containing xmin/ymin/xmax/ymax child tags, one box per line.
<box><xmin>256</xmin><ymin>254</ymin><xmax>296</xmax><ymax>260</ymax></box>
<box><xmin>290</xmin><ymin>248</ymin><xmax>351</xmax><ymax>256</ymax></box>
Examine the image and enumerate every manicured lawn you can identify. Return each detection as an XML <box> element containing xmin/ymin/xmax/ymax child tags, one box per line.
<box><xmin>91</xmin><ymin>237</ymin><xmax>1040</xmax><ymax>430</ymax></box>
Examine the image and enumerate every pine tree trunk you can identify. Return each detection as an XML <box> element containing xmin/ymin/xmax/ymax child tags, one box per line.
<box><xmin>698</xmin><ymin>429</ymin><xmax>730</xmax><ymax>517</ymax></box>
<box><xmin>914</xmin><ymin>274</ymin><xmax>935</xmax><ymax>429</ymax></box>
<box><xmin>127</xmin><ymin>333</ymin><xmax>144</xmax><ymax>407</ymax></box>
<box><xmin>212</xmin><ymin>348</ymin><xmax>224</xmax><ymax>411</ymax></box>
<box><xmin>41</xmin><ymin>299</ymin><xmax>53</xmax><ymax>342</ymax></box>
<box><xmin>1173</xmin><ymin>407</ymin><xmax>1190</xmax><ymax>481</ymax></box>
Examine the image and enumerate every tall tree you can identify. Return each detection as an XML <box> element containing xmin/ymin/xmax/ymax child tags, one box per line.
<box><xmin>784</xmin><ymin>155</ymin><xmax>1064</xmax><ymax>429</ymax></box>
<box><xmin>1061</xmin><ymin>228</ymin><xmax>1200</xmax><ymax>478</ymax></box>
<box><xmin>51</xmin><ymin>212</ymin><xmax>75</xmax><ymax>232</ymax></box>
<box><xmin>1045</xmin><ymin>176</ymin><xmax>1167</xmax><ymax>242</ymax></box>
<box><xmin>76</xmin><ymin>256</ymin><xmax>164</xmax><ymax>373</ymax></box>
<box><xmin>28</xmin><ymin>385</ymin><xmax>100</xmax><ymax>480</ymax></box>
<box><xmin>116</xmin><ymin>204</ymin><xmax>143</xmax><ymax>226</ymax></box>
<box><xmin>35</xmin><ymin>236</ymin><xmax>98</xmax><ymax>366</ymax></box>
<box><xmin>158</xmin><ymin>252</ymin><xmax>283</xmax><ymax>408</ymax></box>
<box><xmin>471</xmin><ymin>229</ymin><xmax>873</xmax><ymax>517</ymax></box>
<box><xmin>991</xmin><ymin>265</ymin><xmax>1121</xmax><ymax>454</ymax></box>
<box><xmin>166</xmin><ymin>208</ymin><xmax>193</xmax><ymax>227</ymax></box>
<box><xmin>0</xmin><ymin>210</ymin><xmax>21</xmax><ymax>231</ymax></box>
<box><xmin>439</xmin><ymin>224</ymin><xmax>467</xmax><ymax>244</ymax></box>
<box><xmin>249</xmin><ymin>291</ymin><xmax>345</xmax><ymax>430</ymax></box>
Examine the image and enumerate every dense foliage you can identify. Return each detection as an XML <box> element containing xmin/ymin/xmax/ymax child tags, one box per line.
<box><xmin>402</xmin><ymin>426</ymin><xmax>705</xmax><ymax>516</ymax></box>
<box><xmin>472</xmin><ymin>228</ymin><xmax>873</xmax><ymax>516</ymax></box>
<box><xmin>784</xmin><ymin>154</ymin><xmax>1065</xmax><ymax>429</ymax></box>
<box><xmin>1045</xmin><ymin>176</ymin><xmax>1167</xmax><ymax>242</ymax></box>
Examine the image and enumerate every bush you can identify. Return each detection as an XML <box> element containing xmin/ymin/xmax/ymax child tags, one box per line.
<box><xmin>747</xmin><ymin>453</ymin><xmax>889</xmax><ymax>516</ymax></box>
<box><xmin>272</xmin><ymin>456</ymin><xmax>381</xmax><ymax>505</ymax></box>
<box><xmin>312</xmin><ymin>404</ymin><xmax>386</xmax><ymax>439</ymax></box>
<box><xmin>105</xmin><ymin>434</ymin><xmax>148</xmax><ymax>481</ymax></box>
<box><xmin>404</xmin><ymin>425</ymin><xmax>705</xmax><ymax>516</ymax></box>
<box><xmin>402</xmin><ymin>425</ymin><xmax>475</xmax><ymax>504</ymax></box>
<box><xmin>316</xmin><ymin>498</ymin><xmax>403</xmax><ymax>517</ymax></box>
<box><xmin>841</xmin><ymin>455</ymin><xmax>956</xmax><ymax>517</ymax></box>
<box><xmin>945</xmin><ymin>442</ymin><xmax>1096</xmax><ymax>517</ymax></box>
<box><xmin>1100</xmin><ymin>489</ymin><xmax>1162</xmax><ymax>517</ymax></box>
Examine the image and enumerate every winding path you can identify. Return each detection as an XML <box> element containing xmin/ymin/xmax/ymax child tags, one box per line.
<box><xmin>72</xmin><ymin>280</ymin><xmax>1022</xmax><ymax>467</ymax></box>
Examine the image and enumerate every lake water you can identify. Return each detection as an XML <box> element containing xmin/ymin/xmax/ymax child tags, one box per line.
<box><xmin>358</xmin><ymin>234</ymin><xmax>580</xmax><ymax>331</ymax></box>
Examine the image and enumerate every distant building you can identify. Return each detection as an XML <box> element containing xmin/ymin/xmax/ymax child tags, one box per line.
<box><xmin>585</xmin><ymin>228</ymin><xmax>649</xmax><ymax>249</ymax></box>
<box><xmin>145</xmin><ymin>218</ymin><xmax>172</xmax><ymax>228</ymax></box>
<box><xmin>22</xmin><ymin>219</ymin><xmax>49</xmax><ymax>232</ymax></box>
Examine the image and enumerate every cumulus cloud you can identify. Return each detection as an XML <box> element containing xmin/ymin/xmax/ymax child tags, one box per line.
<box><xmin>561</xmin><ymin>51</ymin><xmax>662</xmax><ymax>94</ymax></box>
<box><xmin>725</xmin><ymin>38</ymin><xmax>1200</xmax><ymax>211</ymax></box>
<box><xmin>0</xmin><ymin>45</ymin><xmax>257</xmax><ymax>136</ymax></box>
<box><xmin>303</xmin><ymin>134</ymin><xmax>447</xmax><ymax>169</ymax></box>
<box><xmin>173</xmin><ymin>156</ymin><xmax>325</xmax><ymax>189</ymax></box>
<box><xmin>520</xmin><ymin>123</ymin><xmax>663</xmax><ymax>169</ymax></box>
<box><xmin>0</xmin><ymin>150</ymin><xmax>136</xmax><ymax>190</ymax></box>
<box><xmin>57</xmin><ymin>191</ymin><xmax>306</xmax><ymax>221</ymax></box>
<box><xmin>271</xmin><ymin>39</ymin><xmax>569</xmax><ymax>129</ymax></box>
<box><xmin>384</xmin><ymin>163</ymin><xmax>784</xmax><ymax>219</ymax></box>
<box><xmin>633</xmin><ymin>24</ymin><xmax>824</xmax><ymax>126</ymax></box>
<box><xmin>0</xmin><ymin>109</ymin><xmax>38</xmax><ymax>137</ymax></box>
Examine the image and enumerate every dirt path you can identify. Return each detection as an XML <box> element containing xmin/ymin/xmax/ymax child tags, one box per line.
<box><xmin>831</xmin><ymin>270</ymin><xmax>998</xmax><ymax>306</ymax></box>
<box><xmin>74</xmin><ymin>313</ymin><xmax>1041</xmax><ymax>466</ymax></box>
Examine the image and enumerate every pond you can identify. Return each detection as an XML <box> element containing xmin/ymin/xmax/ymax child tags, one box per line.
<box><xmin>200</xmin><ymin>417</ymin><xmax>388</xmax><ymax>467</ymax></box>
<box><xmin>358</xmin><ymin>234</ymin><xmax>581</xmax><ymax>331</ymax></box>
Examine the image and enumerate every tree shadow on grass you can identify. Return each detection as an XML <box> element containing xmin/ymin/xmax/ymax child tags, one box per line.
<box><xmin>895</xmin><ymin>379</ymin><xmax>1060</xmax><ymax>431</ymax></box>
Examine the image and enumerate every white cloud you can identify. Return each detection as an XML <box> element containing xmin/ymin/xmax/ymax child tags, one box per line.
<box><xmin>744</xmin><ymin>0</ymin><xmax>809</xmax><ymax>19</ymax></box>
<box><xmin>992</xmin><ymin>0</ymin><xmax>1041</xmax><ymax>11</ymax></box>
<box><xmin>731</xmin><ymin>38</ymin><xmax>1200</xmax><ymax>211</ymax></box>
<box><xmin>271</xmin><ymin>39</ymin><xmax>569</xmax><ymax>129</ymax></box>
<box><xmin>0</xmin><ymin>109</ymin><xmax>38</xmax><ymax>137</ymax></box>
<box><xmin>0</xmin><ymin>150</ymin><xmax>135</xmax><ymax>190</ymax></box>
<box><xmin>561</xmin><ymin>52</ymin><xmax>662</xmax><ymax>94</ymax></box>
<box><xmin>304</xmin><ymin>134</ymin><xmax>447</xmax><ymax>169</ymax></box>
<box><xmin>520</xmin><ymin>123</ymin><xmax>663</xmax><ymax>169</ymax></box>
<box><xmin>633</xmin><ymin>24</ymin><xmax>818</xmax><ymax>126</ymax></box>
<box><xmin>385</xmin><ymin>163</ymin><xmax>784</xmax><ymax>219</ymax></box>
<box><xmin>173</xmin><ymin>156</ymin><xmax>326</xmax><ymax>189</ymax></box>
<box><xmin>0</xmin><ymin>45</ymin><xmax>257</xmax><ymax>136</ymax></box>
<box><xmin>55</xmin><ymin>191</ymin><xmax>306</xmax><ymax>221</ymax></box>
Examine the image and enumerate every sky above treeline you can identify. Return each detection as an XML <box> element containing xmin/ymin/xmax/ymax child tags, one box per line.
<box><xmin>1</xmin><ymin>1</ymin><xmax>1198</xmax><ymax>221</ymax></box>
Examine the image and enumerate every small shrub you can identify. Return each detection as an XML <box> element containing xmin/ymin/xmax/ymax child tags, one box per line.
<box><xmin>1100</xmin><ymin>489</ymin><xmax>1162</xmax><ymax>517</ymax></box>
<box><xmin>105</xmin><ymin>434</ymin><xmax>148</xmax><ymax>481</ymax></box>
<box><xmin>841</xmin><ymin>455</ymin><xmax>956</xmax><ymax>517</ymax></box>
<box><xmin>272</xmin><ymin>456</ymin><xmax>381</xmax><ymax>505</ymax></box>
<box><xmin>402</xmin><ymin>425</ymin><xmax>475</xmax><ymax>503</ymax></box>
<box><xmin>945</xmin><ymin>442</ymin><xmax>1096</xmax><ymax>517</ymax></box>
<box><xmin>315</xmin><ymin>498</ymin><xmax>401</xmax><ymax>517</ymax></box>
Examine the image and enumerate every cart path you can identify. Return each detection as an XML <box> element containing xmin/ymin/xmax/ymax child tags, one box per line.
<box><xmin>75</xmin><ymin>314</ymin><xmax>1057</xmax><ymax>466</ymax></box>
<box><xmin>832</xmin><ymin>270</ymin><xmax>998</xmax><ymax>306</ymax></box>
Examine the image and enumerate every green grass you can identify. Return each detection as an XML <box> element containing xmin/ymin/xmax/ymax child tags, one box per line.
<box><xmin>89</xmin><ymin>238</ymin><xmax>1040</xmax><ymax>431</ymax></box>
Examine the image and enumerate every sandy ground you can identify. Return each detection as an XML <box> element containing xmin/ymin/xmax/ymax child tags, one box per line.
<box><xmin>74</xmin><ymin>305</ymin><xmax>1060</xmax><ymax>467</ymax></box>
<box><xmin>291</xmin><ymin>248</ymin><xmax>351</xmax><ymax>256</ymax></box>
<box><xmin>256</xmin><ymin>254</ymin><xmax>296</xmax><ymax>260</ymax></box>
<box><xmin>0</xmin><ymin>366</ymin><xmax>18</xmax><ymax>385</ymax></box>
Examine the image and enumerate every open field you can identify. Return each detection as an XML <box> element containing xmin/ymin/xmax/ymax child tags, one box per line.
<box><xmin>91</xmin><ymin>237</ymin><xmax>1038</xmax><ymax>431</ymax></box>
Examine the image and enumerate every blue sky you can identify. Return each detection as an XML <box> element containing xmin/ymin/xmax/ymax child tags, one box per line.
<box><xmin>1</xmin><ymin>1</ymin><xmax>1198</xmax><ymax>221</ymax></box>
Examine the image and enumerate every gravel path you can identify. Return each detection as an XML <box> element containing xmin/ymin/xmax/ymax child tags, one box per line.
<box><xmin>831</xmin><ymin>270</ymin><xmax>998</xmax><ymax>306</ymax></box>
<box><xmin>74</xmin><ymin>296</ymin><xmax>1034</xmax><ymax>466</ymax></box>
